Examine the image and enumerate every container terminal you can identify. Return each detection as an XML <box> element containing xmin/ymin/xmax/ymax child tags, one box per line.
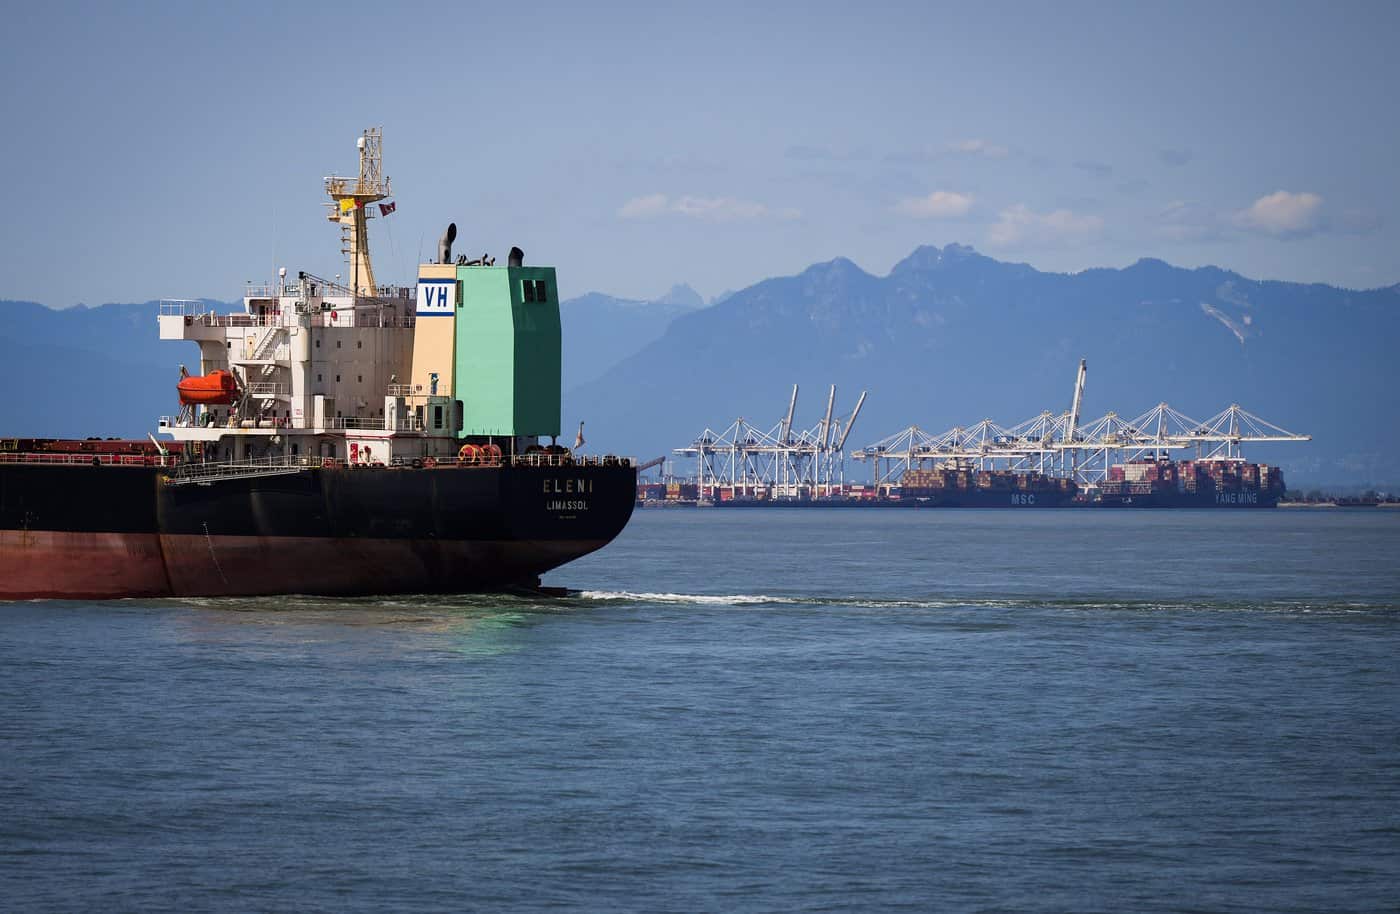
<box><xmin>640</xmin><ymin>361</ymin><xmax>1309</xmax><ymax>508</ymax></box>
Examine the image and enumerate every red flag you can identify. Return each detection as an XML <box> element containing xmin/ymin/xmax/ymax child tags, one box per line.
<box><xmin>378</xmin><ymin>201</ymin><xmax>397</xmax><ymax>217</ymax></box>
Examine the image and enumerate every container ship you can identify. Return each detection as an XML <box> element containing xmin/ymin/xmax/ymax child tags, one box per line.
<box><xmin>897</xmin><ymin>467</ymin><xmax>1079</xmax><ymax>507</ymax></box>
<box><xmin>639</xmin><ymin>468</ymin><xmax>1078</xmax><ymax>508</ymax></box>
<box><xmin>638</xmin><ymin>461</ymin><xmax>1284</xmax><ymax>509</ymax></box>
<box><xmin>0</xmin><ymin>129</ymin><xmax>636</xmax><ymax>600</ymax></box>
<box><xmin>1090</xmin><ymin>458</ymin><xmax>1284</xmax><ymax>508</ymax></box>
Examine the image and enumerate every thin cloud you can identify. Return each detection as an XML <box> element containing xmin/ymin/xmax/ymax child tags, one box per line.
<box><xmin>1158</xmin><ymin>148</ymin><xmax>1193</xmax><ymax>167</ymax></box>
<box><xmin>1337</xmin><ymin>207</ymin><xmax>1383</xmax><ymax>235</ymax></box>
<box><xmin>894</xmin><ymin>191</ymin><xmax>974</xmax><ymax>219</ymax></box>
<box><xmin>1073</xmin><ymin>160</ymin><xmax>1114</xmax><ymax>179</ymax></box>
<box><xmin>785</xmin><ymin>144</ymin><xmax>870</xmax><ymax>162</ymax></box>
<box><xmin>618</xmin><ymin>193</ymin><xmax>670</xmax><ymax>219</ymax></box>
<box><xmin>617</xmin><ymin>194</ymin><xmax>799</xmax><ymax>223</ymax></box>
<box><xmin>947</xmin><ymin>138</ymin><xmax>1009</xmax><ymax>158</ymax></box>
<box><xmin>1158</xmin><ymin>199</ymin><xmax>1226</xmax><ymax>243</ymax></box>
<box><xmin>886</xmin><ymin>138</ymin><xmax>1011</xmax><ymax>163</ymax></box>
<box><xmin>988</xmin><ymin>204</ymin><xmax>1104</xmax><ymax>248</ymax></box>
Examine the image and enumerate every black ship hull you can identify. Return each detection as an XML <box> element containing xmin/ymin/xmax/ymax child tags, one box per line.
<box><xmin>707</xmin><ymin>489</ymin><xmax>1078</xmax><ymax>508</ymax></box>
<box><xmin>1091</xmin><ymin>489</ymin><xmax>1280</xmax><ymax>508</ymax></box>
<box><xmin>0</xmin><ymin>462</ymin><xmax>635</xmax><ymax>599</ymax></box>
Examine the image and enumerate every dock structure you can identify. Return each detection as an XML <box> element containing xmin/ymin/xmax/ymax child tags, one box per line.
<box><xmin>671</xmin><ymin>385</ymin><xmax>867</xmax><ymax>498</ymax></box>
<box><xmin>856</xmin><ymin>402</ymin><xmax>1310</xmax><ymax>488</ymax></box>
<box><xmin>672</xmin><ymin>361</ymin><xmax>1310</xmax><ymax>494</ymax></box>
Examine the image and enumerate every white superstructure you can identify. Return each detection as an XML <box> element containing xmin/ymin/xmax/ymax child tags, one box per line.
<box><xmin>156</xmin><ymin>128</ymin><xmax>463</xmax><ymax>466</ymax></box>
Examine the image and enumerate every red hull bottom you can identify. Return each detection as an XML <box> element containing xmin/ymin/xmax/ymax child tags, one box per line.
<box><xmin>0</xmin><ymin>531</ymin><xmax>172</xmax><ymax>600</ymax></box>
<box><xmin>0</xmin><ymin>532</ymin><xmax>608</xmax><ymax>600</ymax></box>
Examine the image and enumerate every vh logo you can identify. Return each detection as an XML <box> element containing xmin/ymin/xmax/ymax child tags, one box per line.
<box><xmin>417</xmin><ymin>279</ymin><xmax>456</xmax><ymax>316</ymax></box>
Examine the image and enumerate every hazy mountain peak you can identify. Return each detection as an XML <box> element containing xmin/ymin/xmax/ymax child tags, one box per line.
<box><xmin>654</xmin><ymin>283</ymin><xmax>705</xmax><ymax>309</ymax></box>
<box><xmin>890</xmin><ymin>243</ymin><xmax>982</xmax><ymax>275</ymax></box>
<box><xmin>801</xmin><ymin>256</ymin><xmax>870</xmax><ymax>280</ymax></box>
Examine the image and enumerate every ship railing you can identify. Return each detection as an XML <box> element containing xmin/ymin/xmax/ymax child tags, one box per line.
<box><xmin>309</xmin><ymin>312</ymin><xmax>415</xmax><ymax>329</ymax></box>
<box><xmin>163</xmin><ymin>454</ymin><xmax>328</xmax><ymax>485</ymax></box>
<box><xmin>0</xmin><ymin>452</ymin><xmax>178</xmax><ymax>468</ymax></box>
<box><xmin>327</xmin><ymin>416</ymin><xmax>425</xmax><ymax>432</ymax></box>
<box><xmin>206</xmin><ymin>313</ymin><xmax>282</xmax><ymax>328</ymax></box>
<box><xmin>246</xmin><ymin>382</ymin><xmax>290</xmax><ymax>396</ymax></box>
<box><xmin>513</xmin><ymin>454</ymin><xmax>632</xmax><ymax>468</ymax></box>
<box><xmin>159</xmin><ymin>299</ymin><xmax>207</xmax><ymax>316</ymax></box>
<box><xmin>367</xmin><ymin>454</ymin><xmax>634</xmax><ymax>470</ymax></box>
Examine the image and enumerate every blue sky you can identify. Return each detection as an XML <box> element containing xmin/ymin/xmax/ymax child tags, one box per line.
<box><xmin>3</xmin><ymin>0</ymin><xmax>1396</xmax><ymax>307</ymax></box>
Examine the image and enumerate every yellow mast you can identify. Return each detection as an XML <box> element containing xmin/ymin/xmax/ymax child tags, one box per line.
<box><xmin>324</xmin><ymin>128</ymin><xmax>390</xmax><ymax>297</ymax></box>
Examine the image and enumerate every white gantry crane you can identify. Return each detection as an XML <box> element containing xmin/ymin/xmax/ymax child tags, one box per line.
<box><xmin>850</xmin><ymin>358</ymin><xmax>1310</xmax><ymax>487</ymax></box>
<box><xmin>674</xmin><ymin>385</ymin><xmax>868</xmax><ymax>499</ymax></box>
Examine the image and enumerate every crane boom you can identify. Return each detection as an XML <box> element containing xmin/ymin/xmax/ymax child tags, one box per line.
<box><xmin>780</xmin><ymin>384</ymin><xmax>799</xmax><ymax>444</ymax></box>
<box><xmin>1067</xmin><ymin>358</ymin><xmax>1087</xmax><ymax>441</ymax></box>
<box><xmin>820</xmin><ymin>385</ymin><xmax>837</xmax><ymax>449</ymax></box>
<box><xmin>835</xmin><ymin>390</ymin><xmax>868</xmax><ymax>452</ymax></box>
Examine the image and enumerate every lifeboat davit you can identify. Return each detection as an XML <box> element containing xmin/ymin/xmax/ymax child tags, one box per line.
<box><xmin>177</xmin><ymin>370</ymin><xmax>239</xmax><ymax>405</ymax></box>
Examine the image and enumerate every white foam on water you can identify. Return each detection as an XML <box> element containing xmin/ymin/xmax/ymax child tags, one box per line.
<box><xmin>579</xmin><ymin>590</ymin><xmax>796</xmax><ymax>606</ymax></box>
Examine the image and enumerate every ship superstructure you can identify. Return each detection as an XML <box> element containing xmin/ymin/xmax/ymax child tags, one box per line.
<box><xmin>158</xmin><ymin>128</ymin><xmax>561</xmax><ymax>468</ymax></box>
<box><xmin>0</xmin><ymin>129</ymin><xmax>635</xmax><ymax>600</ymax></box>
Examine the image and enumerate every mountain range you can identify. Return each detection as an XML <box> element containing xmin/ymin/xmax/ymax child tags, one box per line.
<box><xmin>3</xmin><ymin>248</ymin><xmax>1396</xmax><ymax>487</ymax></box>
<box><xmin>562</xmin><ymin>245</ymin><xmax>1399</xmax><ymax>487</ymax></box>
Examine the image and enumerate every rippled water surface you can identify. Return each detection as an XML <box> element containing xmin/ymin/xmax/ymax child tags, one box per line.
<box><xmin>3</xmin><ymin>509</ymin><xmax>1399</xmax><ymax>912</ymax></box>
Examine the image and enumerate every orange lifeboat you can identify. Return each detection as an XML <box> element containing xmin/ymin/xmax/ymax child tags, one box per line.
<box><xmin>177</xmin><ymin>370</ymin><xmax>239</xmax><ymax>405</ymax></box>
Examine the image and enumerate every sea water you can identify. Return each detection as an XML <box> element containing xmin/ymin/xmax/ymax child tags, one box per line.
<box><xmin>2</xmin><ymin>509</ymin><xmax>1398</xmax><ymax>912</ymax></box>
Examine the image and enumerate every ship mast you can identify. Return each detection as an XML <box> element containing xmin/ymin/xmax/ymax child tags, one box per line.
<box><xmin>324</xmin><ymin>127</ymin><xmax>390</xmax><ymax>298</ymax></box>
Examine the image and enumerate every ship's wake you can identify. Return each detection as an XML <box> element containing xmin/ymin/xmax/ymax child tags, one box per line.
<box><xmin>575</xmin><ymin>590</ymin><xmax>1397</xmax><ymax>614</ymax></box>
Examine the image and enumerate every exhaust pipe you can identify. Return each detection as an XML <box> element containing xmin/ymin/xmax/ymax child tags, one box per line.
<box><xmin>438</xmin><ymin>223</ymin><xmax>457</xmax><ymax>264</ymax></box>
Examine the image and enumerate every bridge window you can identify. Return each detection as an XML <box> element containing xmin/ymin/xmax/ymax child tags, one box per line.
<box><xmin>522</xmin><ymin>279</ymin><xmax>548</xmax><ymax>303</ymax></box>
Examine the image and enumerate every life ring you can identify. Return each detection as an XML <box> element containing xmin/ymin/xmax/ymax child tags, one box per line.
<box><xmin>330</xmin><ymin>310</ymin><xmax>338</xmax><ymax>322</ymax></box>
<box><xmin>422</xmin><ymin>456</ymin><xmax>437</xmax><ymax>469</ymax></box>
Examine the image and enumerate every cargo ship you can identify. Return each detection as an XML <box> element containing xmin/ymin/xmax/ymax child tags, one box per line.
<box><xmin>897</xmin><ymin>467</ymin><xmax>1079</xmax><ymax>507</ymax></box>
<box><xmin>640</xmin><ymin>467</ymin><xmax>1078</xmax><ymax>507</ymax></box>
<box><xmin>637</xmin><ymin>459</ymin><xmax>1286</xmax><ymax>509</ymax></box>
<box><xmin>0</xmin><ymin>129</ymin><xmax>636</xmax><ymax>600</ymax></box>
<box><xmin>1089</xmin><ymin>458</ymin><xmax>1284</xmax><ymax>508</ymax></box>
